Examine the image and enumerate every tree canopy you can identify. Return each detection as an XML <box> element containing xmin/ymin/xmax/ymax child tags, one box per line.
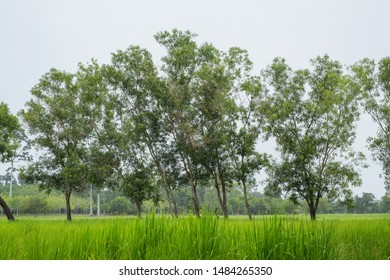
<box><xmin>20</xmin><ymin>64</ymin><xmax>108</xmax><ymax>221</ymax></box>
<box><xmin>261</xmin><ymin>55</ymin><xmax>365</xmax><ymax>220</ymax></box>
<box><xmin>352</xmin><ymin>57</ymin><xmax>390</xmax><ymax>193</ymax></box>
<box><xmin>0</xmin><ymin>102</ymin><xmax>20</xmax><ymax>220</ymax></box>
<box><xmin>15</xmin><ymin>29</ymin><xmax>389</xmax><ymax>220</ymax></box>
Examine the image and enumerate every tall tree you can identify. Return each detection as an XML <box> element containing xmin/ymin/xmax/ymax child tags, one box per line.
<box><xmin>106</xmin><ymin>45</ymin><xmax>179</xmax><ymax>216</ymax></box>
<box><xmin>20</xmin><ymin>64</ymin><xmax>105</xmax><ymax>221</ymax></box>
<box><xmin>229</xmin><ymin>75</ymin><xmax>268</xmax><ymax>220</ymax></box>
<box><xmin>261</xmin><ymin>55</ymin><xmax>364</xmax><ymax>220</ymax></box>
<box><xmin>154</xmin><ymin>29</ymin><xmax>203</xmax><ymax>216</ymax></box>
<box><xmin>192</xmin><ymin>43</ymin><xmax>238</xmax><ymax>218</ymax></box>
<box><xmin>0</xmin><ymin>102</ymin><xmax>19</xmax><ymax>220</ymax></box>
<box><xmin>193</xmin><ymin>45</ymin><xmax>266</xmax><ymax>218</ymax></box>
<box><xmin>76</xmin><ymin>60</ymin><xmax>120</xmax><ymax>216</ymax></box>
<box><xmin>352</xmin><ymin>57</ymin><xmax>390</xmax><ymax>193</ymax></box>
<box><xmin>354</xmin><ymin>192</ymin><xmax>376</xmax><ymax>214</ymax></box>
<box><xmin>6</xmin><ymin>128</ymin><xmax>32</xmax><ymax>197</ymax></box>
<box><xmin>154</xmin><ymin>30</ymin><xmax>261</xmax><ymax>217</ymax></box>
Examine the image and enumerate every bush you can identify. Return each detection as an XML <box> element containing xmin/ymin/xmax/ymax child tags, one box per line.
<box><xmin>109</xmin><ymin>196</ymin><xmax>132</xmax><ymax>215</ymax></box>
<box><xmin>21</xmin><ymin>195</ymin><xmax>48</xmax><ymax>215</ymax></box>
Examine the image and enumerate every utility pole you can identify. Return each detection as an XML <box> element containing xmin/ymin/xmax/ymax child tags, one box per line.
<box><xmin>97</xmin><ymin>192</ymin><xmax>100</xmax><ymax>216</ymax></box>
<box><xmin>89</xmin><ymin>184</ymin><xmax>93</xmax><ymax>216</ymax></box>
<box><xmin>9</xmin><ymin>159</ymin><xmax>14</xmax><ymax>197</ymax></box>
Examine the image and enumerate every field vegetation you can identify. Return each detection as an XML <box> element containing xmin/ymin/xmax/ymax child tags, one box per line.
<box><xmin>1</xmin><ymin>213</ymin><xmax>389</xmax><ymax>260</ymax></box>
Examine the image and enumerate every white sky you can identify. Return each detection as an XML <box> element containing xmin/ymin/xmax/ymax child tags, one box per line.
<box><xmin>0</xmin><ymin>0</ymin><xmax>389</xmax><ymax>198</ymax></box>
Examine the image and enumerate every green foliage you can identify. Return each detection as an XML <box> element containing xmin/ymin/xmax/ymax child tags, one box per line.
<box><xmin>353</xmin><ymin>192</ymin><xmax>378</xmax><ymax>213</ymax></box>
<box><xmin>109</xmin><ymin>196</ymin><xmax>132</xmax><ymax>215</ymax></box>
<box><xmin>0</xmin><ymin>102</ymin><xmax>20</xmax><ymax>162</ymax></box>
<box><xmin>261</xmin><ymin>55</ymin><xmax>365</xmax><ymax>220</ymax></box>
<box><xmin>19</xmin><ymin>64</ymin><xmax>109</xmax><ymax>220</ymax></box>
<box><xmin>121</xmin><ymin>165</ymin><xmax>159</xmax><ymax>217</ymax></box>
<box><xmin>352</xmin><ymin>57</ymin><xmax>390</xmax><ymax>192</ymax></box>
<box><xmin>21</xmin><ymin>195</ymin><xmax>48</xmax><ymax>215</ymax></box>
<box><xmin>0</xmin><ymin>102</ymin><xmax>20</xmax><ymax>220</ymax></box>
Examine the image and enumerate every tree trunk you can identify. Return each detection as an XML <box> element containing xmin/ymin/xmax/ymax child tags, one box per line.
<box><xmin>309</xmin><ymin>204</ymin><xmax>317</xmax><ymax>221</ymax></box>
<box><xmin>166</xmin><ymin>188</ymin><xmax>179</xmax><ymax>218</ymax></box>
<box><xmin>160</xmin><ymin>168</ymin><xmax>179</xmax><ymax>217</ymax></box>
<box><xmin>216</xmin><ymin>160</ymin><xmax>228</xmax><ymax>218</ymax></box>
<box><xmin>190</xmin><ymin>178</ymin><xmax>201</xmax><ymax>217</ymax></box>
<box><xmin>242</xmin><ymin>180</ymin><xmax>252</xmax><ymax>220</ymax></box>
<box><xmin>148</xmin><ymin>144</ymin><xmax>179</xmax><ymax>218</ymax></box>
<box><xmin>135</xmin><ymin>202</ymin><xmax>142</xmax><ymax>218</ymax></box>
<box><xmin>65</xmin><ymin>189</ymin><xmax>72</xmax><ymax>221</ymax></box>
<box><xmin>182</xmin><ymin>153</ymin><xmax>200</xmax><ymax>217</ymax></box>
<box><xmin>212</xmin><ymin>173</ymin><xmax>224</xmax><ymax>215</ymax></box>
<box><xmin>220</xmin><ymin>179</ymin><xmax>229</xmax><ymax>218</ymax></box>
<box><xmin>0</xmin><ymin>195</ymin><xmax>15</xmax><ymax>221</ymax></box>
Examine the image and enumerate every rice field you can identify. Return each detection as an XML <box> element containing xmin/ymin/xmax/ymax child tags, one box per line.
<box><xmin>1</xmin><ymin>213</ymin><xmax>389</xmax><ymax>260</ymax></box>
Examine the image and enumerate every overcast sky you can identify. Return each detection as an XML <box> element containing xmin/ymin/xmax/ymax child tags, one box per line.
<box><xmin>1</xmin><ymin>0</ymin><xmax>389</xmax><ymax>198</ymax></box>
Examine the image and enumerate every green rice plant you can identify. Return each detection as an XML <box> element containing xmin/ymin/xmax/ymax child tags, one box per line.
<box><xmin>0</xmin><ymin>213</ymin><xmax>389</xmax><ymax>260</ymax></box>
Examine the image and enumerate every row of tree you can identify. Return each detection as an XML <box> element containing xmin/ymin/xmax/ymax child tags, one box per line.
<box><xmin>1</xmin><ymin>29</ymin><xmax>389</xmax><ymax>221</ymax></box>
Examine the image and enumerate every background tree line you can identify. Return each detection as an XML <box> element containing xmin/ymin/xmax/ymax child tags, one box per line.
<box><xmin>1</xmin><ymin>29</ymin><xmax>389</xmax><ymax>221</ymax></box>
<box><xmin>1</xmin><ymin>183</ymin><xmax>389</xmax><ymax>216</ymax></box>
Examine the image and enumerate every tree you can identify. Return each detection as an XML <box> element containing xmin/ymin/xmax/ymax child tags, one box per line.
<box><xmin>22</xmin><ymin>195</ymin><xmax>49</xmax><ymax>215</ymax></box>
<box><xmin>20</xmin><ymin>64</ymin><xmax>104</xmax><ymax>221</ymax></box>
<box><xmin>76</xmin><ymin>62</ymin><xmax>120</xmax><ymax>216</ymax></box>
<box><xmin>380</xmin><ymin>194</ymin><xmax>390</xmax><ymax>213</ymax></box>
<box><xmin>154</xmin><ymin>29</ymin><xmax>204</xmax><ymax>217</ymax></box>
<box><xmin>354</xmin><ymin>192</ymin><xmax>376</xmax><ymax>213</ymax></box>
<box><xmin>229</xmin><ymin>73</ymin><xmax>268</xmax><ymax>220</ymax></box>
<box><xmin>121</xmin><ymin>164</ymin><xmax>158</xmax><ymax>217</ymax></box>
<box><xmin>109</xmin><ymin>196</ymin><xmax>132</xmax><ymax>215</ymax></box>
<box><xmin>154</xmin><ymin>30</ymin><xmax>265</xmax><ymax>218</ymax></box>
<box><xmin>192</xmin><ymin>43</ymin><xmax>240</xmax><ymax>218</ymax></box>
<box><xmin>0</xmin><ymin>102</ymin><xmax>19</xmax><ymax>220</ymax></box>
<box><xmin>352</xmin><ymin>57</ymin><xmax>390</xmax><ymax>193</ymax></box>
<box><xmin>261</xmin><ymin>55</ymin><xmax>364</xmax><ymax>220</ymax></box>
<box><xmin>105</xmin><ymin>45</ymin><xmax>180</xmax><ymax>217</ymax></box>
<box><xmin>5</xmin><ymin>128</ymin><xmax>32</xmax><ymax>197</ymax></box>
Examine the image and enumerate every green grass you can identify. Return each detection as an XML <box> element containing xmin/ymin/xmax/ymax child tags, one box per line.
<box><xmin>1</xmin><ymin>213</ymin><xmax>389</xmax><ymax>260</ymax></box>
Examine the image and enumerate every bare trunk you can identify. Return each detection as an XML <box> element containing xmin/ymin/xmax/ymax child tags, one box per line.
<box><xmin>165</xmin><ymin>187</ymin><xmax>179</xmax><ymax>217</ymax></box>
<box><xmin>159</xmin><ymin>167</ymin><xmax>179</xmax><ymax>217</ymax></box>
<box><xmin>148</xmin><ymin>143</ymin><xmax>179</xmax><ymax>217</ymax></box>
<box><xmin>304</xmin><ymin>195</ymin><xmax>317</xmax><ymax>221</ymax></box>
<box><xmin>65</xmin><ymin>189</ymin><xmax>72</xmax><ymax>221</ymax></box>
<box><xmin>170</xmin><ymin>192</ymin><xmax>179</xmax><ymax>218</ymax></box>
<box><xmin>135</xmin><ymin>202</ymin><xmax>142</xmax><ymax>218</ymax></box>
<box><xmin>216</xmin><ymin>158</ymin><xmax>228</xmax><ymax>218</ymax></box>
<box><xmin>242</xmin><ymin>180</ymin><xmax>252</xmax><ymax>220</ymax></box>
<box><xmin>182</xmin><ymin>152</ymin><xmax>200</xmax><ymax>217</ymax></box>
<box><xmin>212</xmin><ymin>172</ymin><xmax>229</xmax><ymax>218</ymax></box>
<box><xmin>189</xmin><ymin>176</ymin><xmax>200</xmax><ymax>217</ymax></box>
<box><xmin>0</xmin><ymin>195</ymin><xmax>15</xmax><ymax>221</ymax></box>
<box><xmin>309</xmin><ymin>205</ymin><xmax>316</xmax><ymax>221</ymax></box>
<box><xmin>220</xmin><ymin>179</ymin><xmax>229</xmax><ymax>218</ymax></box>
<box><xmin>212</xmin><ymin>173</ymin><xmax>223</xmax><ymax>215</ymax></box>
<box><xmin>308</xmin><ymin>192</ymin><xmax>321</xmax><ymax>221</ymax></box>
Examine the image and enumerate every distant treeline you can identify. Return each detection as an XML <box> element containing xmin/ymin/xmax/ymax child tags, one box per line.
<box><xmin>0</xmin><ymin>184</ymin><xmax>389</xmax><ymax>216</ymax></box>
